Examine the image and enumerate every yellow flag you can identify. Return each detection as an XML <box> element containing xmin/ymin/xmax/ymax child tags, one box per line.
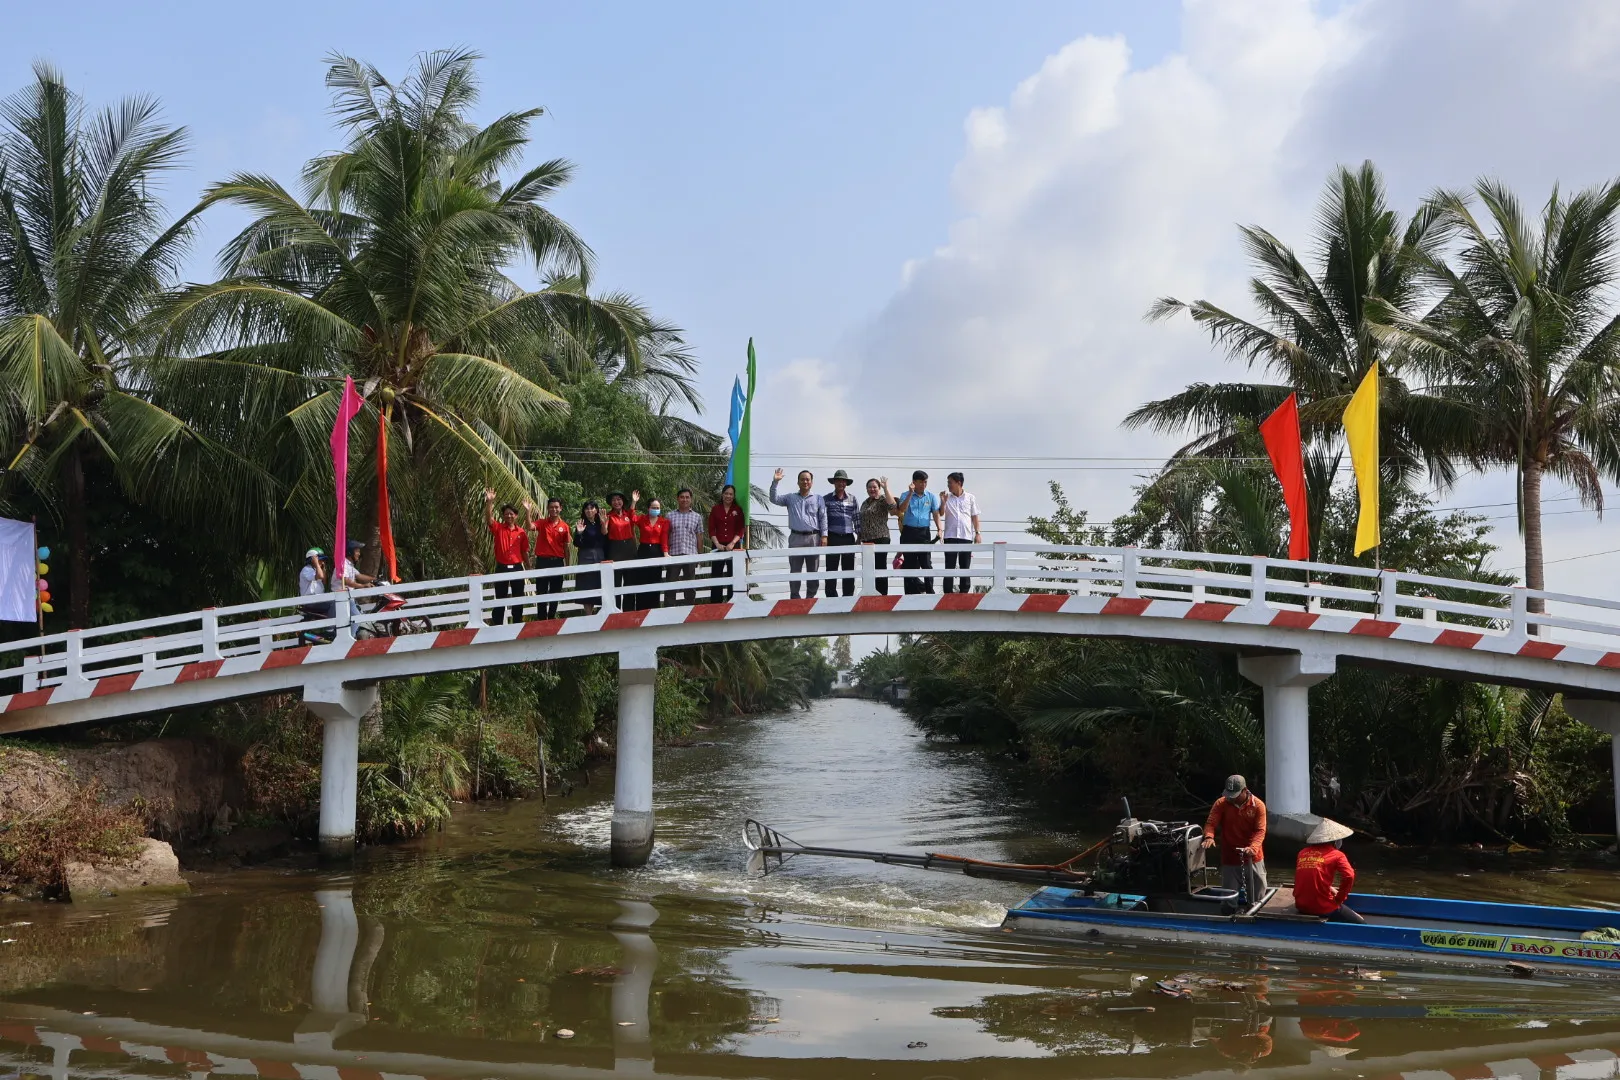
<box><xmin>1343</xmin><ymin>362</ymin><xmax>1380</xmax><ymax>556</ymax></box>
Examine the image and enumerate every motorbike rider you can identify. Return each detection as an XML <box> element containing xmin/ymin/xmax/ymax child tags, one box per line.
<box><xmin>298</xmin><ymin>548</ymin><xmax>335</xmax><ymax>638</ymax></box>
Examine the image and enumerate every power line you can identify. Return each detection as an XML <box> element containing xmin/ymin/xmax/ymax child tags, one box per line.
<box><xmin>1499</xmin><ymin>546</ymin><xmax>1620</xmax><ymax>572</ymax></box>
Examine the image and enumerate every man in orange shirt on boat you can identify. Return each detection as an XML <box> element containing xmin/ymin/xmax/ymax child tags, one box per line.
<box><xmin>1203</xmin><ymin>774</ymin><xmax>1267</xmax><ymax>902</ymax></box>
<box><xmin>1294</xmin><ymin>818</ymin><xmax>1363</xmax><ymax>923</ymax></box>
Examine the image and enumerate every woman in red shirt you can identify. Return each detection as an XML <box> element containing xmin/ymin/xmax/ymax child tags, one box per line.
<box><xmin>605</xmin><ymin>491</ymin><xmax>638</xmax><ymax>609</ymax></box>
<box><xmin>1294</xmin><ymin>818</ymin><xmax>1361</xmax><ymax>923</ymax></box>
<box><xmin>707</xmin><ymin>484</ymin><xmax>746</xmax><ymax>603</ymax></box>
<box><xmin>626</xmin><ymin>496</ymin><xmax>669</xmax><ymax>610</ymax></box>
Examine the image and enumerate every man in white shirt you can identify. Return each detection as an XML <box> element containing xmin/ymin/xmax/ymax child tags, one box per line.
<box><xmin>940</xmin><ymin>471</ymin><xmax>982</xmax><ymax>594</ymax></box>
<box><xmin>340</xmin><ymin>539</ymin><xmax>378</xmax><ymax>619</ymax></box>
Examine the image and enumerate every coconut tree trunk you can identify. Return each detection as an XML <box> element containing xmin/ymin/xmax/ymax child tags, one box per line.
<box><xmin>1522</xmin><ymin>460</ymin><xmax>1545</xmax><ymax>619</ymax></box>
<box><xmin>63</xmin><ymin>442</ymin><xmax>91</xmax><ymax>630</ymax></box>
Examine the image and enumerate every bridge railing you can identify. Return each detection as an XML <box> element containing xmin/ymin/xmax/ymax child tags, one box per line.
<box><xmin>0</xmin><ymin>543</ymin><xmax>1610</xmax><ymax>698</ymax></box>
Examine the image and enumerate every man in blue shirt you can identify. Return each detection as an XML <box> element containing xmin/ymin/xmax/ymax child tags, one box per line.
<box><xmin>770</xmin><ymin>468</ymin><xmax>828</xmax><ymax>598</ymax></box>
<box><xmin>894</xmin><ymin>470</ymin><xmax>942</xmax><ymax>594</ymax></box>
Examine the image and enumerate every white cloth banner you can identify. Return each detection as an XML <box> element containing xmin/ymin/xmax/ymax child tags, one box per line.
<box><xmin>0</xmin><ymin>517</ymin><xmax>37</xmax><ymax>623</ymax></box>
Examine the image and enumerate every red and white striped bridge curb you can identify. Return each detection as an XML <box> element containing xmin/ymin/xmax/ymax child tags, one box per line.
<box><xmin>3</xmin><ymin>591</ymin><xmax>1612</xmax><ymax>717</ymax></box>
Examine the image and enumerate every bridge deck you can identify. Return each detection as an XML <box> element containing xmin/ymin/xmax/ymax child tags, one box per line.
<box><xmin>4</xmin><ymin>543</ymin><xmax>1618</xmax><ymax>733</ymax></box>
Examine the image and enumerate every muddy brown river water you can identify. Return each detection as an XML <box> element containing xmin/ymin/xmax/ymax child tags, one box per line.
<box><xmin>5</xmin><ymin>697</ymin><xmax>1620</xmax><ymax>1078</ymax></box>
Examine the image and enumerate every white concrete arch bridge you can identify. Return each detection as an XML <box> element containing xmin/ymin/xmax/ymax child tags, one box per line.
<box><xmin>6</xmin><ymin>543</ymin><xmax>1620</xmax><ymax>865</ymax></box>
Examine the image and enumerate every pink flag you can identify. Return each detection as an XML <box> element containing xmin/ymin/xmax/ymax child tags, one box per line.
<box><xmin>330</xmin><ymin>376</ymin><xmax>365</xmax><ymax>581</ymax></box>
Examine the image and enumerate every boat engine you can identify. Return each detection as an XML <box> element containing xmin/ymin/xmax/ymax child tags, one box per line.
<box><xmin>1089</xmin><ymin>816</ymin><xmax>1207</xmax><ymax>896</ymax></box>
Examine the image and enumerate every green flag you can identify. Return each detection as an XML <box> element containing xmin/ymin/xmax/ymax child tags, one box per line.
<box><xmin>736</xmin><ymin>339</ymin><xmax>756</xmax><ymax>529</ymax></box>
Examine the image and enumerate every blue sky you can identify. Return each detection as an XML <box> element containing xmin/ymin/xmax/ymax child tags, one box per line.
<box><xmin>1</xmin><ymin>1</ymin><xmax>1176</xmax><ymax>420</ymax></box>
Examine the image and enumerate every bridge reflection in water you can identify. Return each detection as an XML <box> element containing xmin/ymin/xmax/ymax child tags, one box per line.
<box><xmin>4</xmin><ymin>882</ymin><xmax>1620</xmax><ymax>1080</ymax></box>
<box><xmin>0</xmin><ymin>884</ymin><xmax>666</xmax><ymax>1080</ymax></box>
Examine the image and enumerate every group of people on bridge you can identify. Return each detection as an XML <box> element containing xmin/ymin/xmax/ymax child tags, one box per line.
<box><xmin>468</xmin><ymin>468</ymin><xmax>987</xmax><ymax>623</ymax></box>
<box><xmin>1204</xmin><ymin>774</ymin><xmax>1360</xmax><ymax>921</ymax></box>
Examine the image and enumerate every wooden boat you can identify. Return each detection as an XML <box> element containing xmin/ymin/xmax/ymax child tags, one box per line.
<box><xmin>1004</xmin><ymin>885</ymin><xmax>1620</xmax><ymax>975</ymax></box>
<box><xmin>745</xmin><ymin>816</ymin><xmax>1620</xmax><ymax>976</ymax></box>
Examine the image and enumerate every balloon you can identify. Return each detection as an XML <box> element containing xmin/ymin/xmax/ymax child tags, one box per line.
<box><xmin>39</xmin><ymin>602</ymin><xmax>52</xmax><ymax>613</ymax></box>
<box><xmin>36</xmin><ymin>578</ymin><xmax>46</xmax><ymax>590</ymax></box>
<box><xmin>36</xmin><ymin>546</ymin><xmax>49</xmax><ymax>559</ymax></box>
<box><xmin>38</xmin><ymin>590</ymin><xmax>49</xmax><ymax>603</ymax></box>
<box><xmin>37</xmin><ymin>562</ymin><xmax>48</xmax><ymax>576</ymax></box>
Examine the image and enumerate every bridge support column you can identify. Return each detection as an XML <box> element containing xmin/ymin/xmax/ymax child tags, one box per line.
<box><xmin>1560</xmin><ymin>700</ymin><xmax>1620</xmax><ymax>844</ymax></box>
<box><xmin>1238</xmin><ymin>652</ymin><xmax>1335</xmax><ymax>841</ymax></box>
<box><xmin>612</xmin><ymin>648</ymin><xmax>658</xmax><ymax>867</ymax></box>
<box><xmin>305</xmin><ymin>679</ymin><xmax>379</xmax><ymax>861</ymax></box>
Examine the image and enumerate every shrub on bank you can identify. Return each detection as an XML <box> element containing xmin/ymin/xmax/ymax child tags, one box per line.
<box><xmin>0</xmin><ymin>640</ymin><xmax>837</xmax><ymax>876</ymax></box>
<box><xmin>0</xmin><ymin>747</ymin><xmax>144</xmax><ymax>896</ymax></box>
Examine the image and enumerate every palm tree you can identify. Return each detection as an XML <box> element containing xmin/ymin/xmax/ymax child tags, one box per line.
<box><xmin>1372</xmin><ymin>179</ymin><xmax>1620</xmax><ymax>606</ymax></box>
<box><xmin>1128</xmin><ymin>161</ymin><xmax>1472</xmax><ymax>503</ymax></box>
<box><xmin>0</xmin><ymin>64</ymin><xmax>252</xmax><ymax>627</ymax></box>
<box><xmin>550</xmin><ymin>290</ymin><xmax>701</xmax><ymax>412</ymax></box>
<box><xmin>157</xmin><ymin>49</ymin><xmax>648</xmax><ymax>559</ymax></box>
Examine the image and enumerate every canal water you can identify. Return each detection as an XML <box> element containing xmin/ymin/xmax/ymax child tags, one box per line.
<box><xmin>6</xmin><ymin>697</ymin><xmax>1620</xmax><ymax>1079</ymax></box>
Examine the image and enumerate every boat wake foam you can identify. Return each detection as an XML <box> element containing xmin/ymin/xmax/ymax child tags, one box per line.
<box><xmin>549</xmin><ymin>802</ymin><xmax>1007</xmax><ymax>930</ymax></box>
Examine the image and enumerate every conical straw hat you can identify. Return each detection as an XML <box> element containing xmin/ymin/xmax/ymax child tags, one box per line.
<box><xmin>1305</xmin><ymin>817</ymin><xmax>1354</xmax><ymax>844</ymax></box>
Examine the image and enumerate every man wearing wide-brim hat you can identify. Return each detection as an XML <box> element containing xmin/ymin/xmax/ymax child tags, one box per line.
<box><xmin>1203</xmin><ymin>774</ymin><xmax>1268</xmax><ymax>902</ymax></box>
<box><xmin>824</xmin><ymin>469</ymin><xmax>860</xmax><ymax>598</ymax></box>
<box><xmin>1294</xmin><ymin>817</ymin><xmax>1362</xmax><ymax>923</ymax></box>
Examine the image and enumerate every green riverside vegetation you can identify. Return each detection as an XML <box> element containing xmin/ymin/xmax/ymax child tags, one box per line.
<box><xmin>0</xmin><ymin>53</ymin><xmax>832</xmax><ymax>849</ymax></box>
<box><xmin>858</xmin><ymin>163</ymin><xmax>1620</xmax><ymax>846</ymax></box>
<box><xmin>0</xmin><ymin>57</ymin><xmax>1613</xmax><ymax>851</ymax></box>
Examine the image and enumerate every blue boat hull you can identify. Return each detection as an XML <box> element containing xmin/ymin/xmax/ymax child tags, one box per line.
<box><xmin>1003</xmin><ymin>887</ymin><xmax>1620</xmax><ymax>974</ymax></box>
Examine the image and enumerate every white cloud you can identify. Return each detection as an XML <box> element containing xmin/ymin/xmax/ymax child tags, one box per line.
<box><xmin>756</xmin><ymin>0</ymin><xmax>1620</xmax><ymax>593</ymax></box>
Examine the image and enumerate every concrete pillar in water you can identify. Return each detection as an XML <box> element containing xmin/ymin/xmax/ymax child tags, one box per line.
<box><xmin>1237</xmin><ymin>652</ymin><xmax>1335</xmax><ymax>839</ymax></box>
<box><xmin>304</xmin><ymin>678</ymin><xmax>379</xmax><ymax>860</ymax></box>
<box><xmin>1559</xmin><ymin>699</ymin><xmax>1620</xmax><ymax>843</ymax></box>
<box><xmin>612</xmin><ymin>647</ymin><xmax>659</xmax><ymax>867</ymax></box>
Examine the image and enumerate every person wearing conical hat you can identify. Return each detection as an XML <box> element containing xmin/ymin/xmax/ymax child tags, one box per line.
<box><xmin>1294</xmin><ymin>818</ymin><xmax>1362</xmax><ymax>923</ymax></box>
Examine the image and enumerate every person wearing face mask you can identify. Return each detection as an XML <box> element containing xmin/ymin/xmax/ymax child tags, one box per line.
<box><xmin>626</xmin><ymin>495</ymin><xmax>670</xmax><ymax>610</ymax></box>
<box><xmin>573</xmin><ymin>501</ymin><xmax>608</xmax><ymax>614</ymax></box>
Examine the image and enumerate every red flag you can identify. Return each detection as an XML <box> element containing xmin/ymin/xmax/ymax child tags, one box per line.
<box><xmin>377</xmin><ymin>409</ymin><xmax>398</xmax><ymax>580</ymax></box>
<box><xmin>1259</xmin><ymin>393</ymin><xmax>1310</xmax><ymax>561</ymax></box>
<box><xmin>330</xmin><ymin>377</ymin><xmax>365</xmax><ymax>580</ymax></box>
